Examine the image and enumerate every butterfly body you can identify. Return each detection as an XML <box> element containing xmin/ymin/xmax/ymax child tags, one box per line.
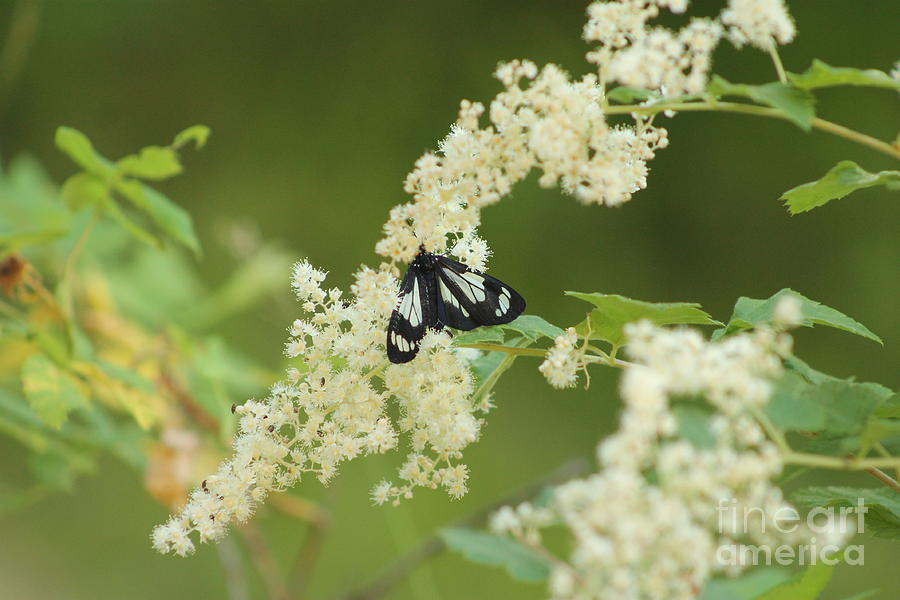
<box><xmin>387</xmin><ymin>246</ymin><xmax>526</xmax><ymax>364</ymax></box>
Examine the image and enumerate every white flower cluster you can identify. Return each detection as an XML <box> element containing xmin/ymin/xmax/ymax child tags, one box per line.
<box><xmin>584</xmin><ymin>1</ymin><xmax>720</xmax><ymax>97</ymax></box>
<box><xmin>152</xmin><ymin>261</ymin><xmax>482</xmax><ymax>554</ymax></box>
<box><xmin>721</xmin><ymin>0</ymin><xmax>796</xmax><ymax>50</ymax></box>
<box><xmin>496</xmin><ymin>323</ymin><xmax>830</xmax><ymax>600</ymax></box>
<box><xmin>376</xmin><ymin>59</ymin><xmax>669</xmax><ymax>263</ymax></box>
<box><xmin>539</xmin><ymin>327</ymin><xmax>582</xmax><ymax>389</ymax></box>
<box><xmin>585</xmin><ymin>0</ymin><xmax>795</xmax><ymax>96</ymax></box>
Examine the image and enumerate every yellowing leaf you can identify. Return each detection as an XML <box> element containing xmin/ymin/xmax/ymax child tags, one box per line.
<box><xmin>20</xmin><ymin>353</ymin><xmax>88</xmax><ymax>429</ymax></box>
<box><xmin>70</xmin><ymin>361</ymin><xmax>159</xmax><ymax>429</ymax></box>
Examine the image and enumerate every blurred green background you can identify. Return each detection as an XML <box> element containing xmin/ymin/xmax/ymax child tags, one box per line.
<box><xmin>1</xmin><ymin>1</ymin><xmax>898</xmax><ymax>598</ymax></box>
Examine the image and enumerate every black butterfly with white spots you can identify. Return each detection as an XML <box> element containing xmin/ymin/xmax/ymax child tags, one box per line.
<box><xmin>387</xmin><ymin>245</ymin><xmax>526</xmax><ymax>363</ymax></box>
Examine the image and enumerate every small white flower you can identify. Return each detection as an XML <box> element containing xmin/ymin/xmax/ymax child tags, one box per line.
<box><xmin>773</xmin><ymin>293</ymin><xmax>803</xmax><ymax>328</ymax></box>
<box><xmin>721</xmin><ymin>0</ymin><xmax>796</xmax><ymax>50</ymax></box>
<box><xmin>539</xmin><ymin>328</ymin><xmax>581</xmax><ymax>388</ymax></box>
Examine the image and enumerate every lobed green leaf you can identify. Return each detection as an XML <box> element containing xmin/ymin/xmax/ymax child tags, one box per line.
<box><xmin>715</xmin><ymin>288</ymin><xmax>881</xmax><ymax>344</ymax></box>
<box><xmin>788</xmin><ymin>60</ymin><xmax>900</xmax><ymax>91</ymax></box>
<box><xmin>764</xmin><ymin>372</ymin><xmax>827</xmax><ymax>433</ymax></box>
<box><xmin>567</xmin><ymin>292</ymin><xmax>719</xmax><ymax>347</ymax></box>
<box><xmin>707</xmin><ymin>76</ymin><xmax>816</xmax><ymax>131</ymax></box>
<box><xmin>781</xmin><ymin>161</ymin><xmax>900</xmax><ymax>215</ymax></box>
<box><xmin>699</xmin><ymin>568</ymin><xmax>793</xmax><ymax>600</ymax></box>
<box><xmin>439</xmin><ymin>527</ymin><xmax>551</xmax><ymax>582</ymax></box>
<box><xmin>792</xmin><ymin>486</ymin><xmax>900</xmax><ymax>540</ymax></box>
<box><xmin>755</xmin><ymin>563</ymin><xmax>834</xmax><ymax>600</ymax></box>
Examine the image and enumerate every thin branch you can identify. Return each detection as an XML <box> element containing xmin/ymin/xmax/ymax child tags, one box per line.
<box><xmin>288</xmin><ymin>518</ymin><xmax>330</xmax><ymax>600</ymax></box>
<box><xmin>238</xmin><ymin>522</ymin><xmax>288</xmax><ymax>600</ymax></box>
<box><xmin>605</xmin><ymin>101</ymin><xmax>900</xmax><ymax>160</ymax></box>
<box><xmin>459</xmin><ymin>343</ymin><xmax>547</xmax><ymax>357</ymax></box>
<box><xmin>268</xmin><ymin>493</ymin><xmax>333</xmax><ymax>600</ymax></box>
<box><xmin>333</xmin><ymin>458</ymin><xmax>590</xmax><ymax>600</ymax></box>
<box><xmin>865</xmin><ymin>467</ymin><xmax>900</xmax><ymax>493</ymax></box>
<box><xmin>460</xmin><ymin>342</ymin><xmax>635</xmax><ymax>370</ymax></box>
<box><xmin>216</xmin><ymin>535</ymin><xmax>252</xmax><ymax>600</ymax></box>
<box><xmin>783</xmin><ymin>451</ymin><xmax>900</xmax><ymax>471</ymax></box>
<box><xmin>0</xmin><ymin>0</ymin><xmax>43</xmax><ymax>113</ymax></box>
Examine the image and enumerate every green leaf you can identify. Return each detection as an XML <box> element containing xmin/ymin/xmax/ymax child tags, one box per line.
<box><xmin>792</xmin><ymin>487</ymin><xmax>900</xmax><ymax>540</ymax></box>
<box><xmin>500</xmin><ymin>315</ymin><xmax>564</xmax><ymax>342</ymax></box>
<box><xmin>183</xmin><ymin>245</ymin><xmax>294</xmax><ymax>328</ymax></box>
<box><xmin>454</xmin><ymin>315</ymin><xmax>564</xmax><ymax>347</ymax></box>
<box><xmin>173</xmin><ymin>125</ymin><xmax>211</xmax><ymax>150</ymax></box>
<box><xmin>20</xmin><ymin>353</ymin><xmax>88</xmax><ymax>429</ymax></box>
<box><xmin>606</xmin><ymin>86</ymin><xmax>655</xmax><ymax>103</ymax></box>
<box><xmin>755</xmin><ymin>562</ymin><xmax>834</xmax><ymax>600</ymax></box>
<box><xmin>114</xmin><ymin>180</ymin><xmax>201</xmax><ymax>255</ymax></box>
<box><xmin>858</xmin><ymin>418</ymin><xmax>900</xmax><ymax>457</ymax></box>
<box><xmin>439</xmin><ymin>528</ymin><xmax>551</xmax><ymax>582</ymax></box>
<box><xmin>674</xmin><ymin>405</ymin><xmax>716</xmax><ymax>448</ymax></box>
<box><xmin>101</xmin><ymin>197</ymin><xmax>160</xmax><ymax>248</ymax></box>
<box><xmin>467</xmin><ymin>348</ymin><xmax>510</xmax><ymax>386</ymax></box>
<box><xmin>0</xmin><ymin>156</ymin><xmax>72</xmax><ymax>251</ymax></box>
<box><xmin>814</xmin><ymin>380</ymin><xmax>891</xmax><ymax>437</ymax></box>
<box><xmin>716</xmin><ymin>288</ymin><xmax>881</xmax><ymax>344</ymax></box>
<box><xmin>699</xmin><ymin>568</ymin><xmax>793</xmax><ymax>600</ymax></box>
<box><xmin>566</xmin><ymin>292</ymin><xmax>720</xmax><ymax>346</ymax></box>
<box><xmin>764</xmin><ymin>372</ymin><xmax>827</xmax><ymax>432</ymax></box>
<box><xmin>789</xmin><ymin>378</ymin><xmax>892</xmax><ymax>456</ymax></box>
<box><xmin>54</xmin><ymin>127</ymin><xmax>113</xmax><ymax>176</ymax></box>
<box><xmin>836</xmin><ymin>591</ymin><xmax>880</xmax><ymax>600</ymax></box>
<box><xmin>781</xmin><ymin>161</ymin><xmax>900</xmax><ymax>215</ymax></box>
<box><xmin>60</xmin><ymin>172</ymin><xmax>108</xmax><ymax>210</ymax></box>
<box><xmin>788</xmin><ymin>60</ymin><xmax>900</xmax><ymax>91</ymax></box>
<box><xmin>783</xmin><ymin>355</ymin><xmax>834</xmax><ymax>385</ymax></box>
<box><xmin>453</xmin><ymin>328</ymin><xmax>506</xmax><ymax>346</ymax></box>
<box><xmin>708</xmin><ymin>77</ymin><xmax>816</xmax><ymax>131</ymax></box>
<box><xmin>28</xmin><ymin>450</ymin><xmax>94</xmax><ymax>492</ymax></box>
<box><xmin>116</xmin><ymin>146</ymin><xmax>183</xmax><ymax>180</ymax></box>
<box><xmin>874</xmin><ymin>394</ymin><xmax>900</xmax><ymax>419</ymax></box>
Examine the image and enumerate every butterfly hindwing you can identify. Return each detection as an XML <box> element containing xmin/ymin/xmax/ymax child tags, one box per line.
<box><xmin>387</xmin><ymin>263</ymin><xmax>438</xmax><ymax>363</ymax></box>
<box><xmin>434</xmin><ymin>255</ymin><xmax>526</xmax><ymax>330</ymax></box>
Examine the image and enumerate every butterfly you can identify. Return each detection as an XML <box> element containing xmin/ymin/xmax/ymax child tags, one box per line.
<box><xmin>387</xmin><ymin>245</ymin><xmax>526</xmax><ymax>363</ymax></box>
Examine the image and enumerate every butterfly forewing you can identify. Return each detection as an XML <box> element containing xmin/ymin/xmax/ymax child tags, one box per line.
<box><xmin>387</xmin><ymin>263</ymin><xmax>438</xmax><ymax>363</ymax></box>
<box><xmin>434</xmin><ymin>255</ymin><xmax>526</xmax><ymax>329</ymax></box>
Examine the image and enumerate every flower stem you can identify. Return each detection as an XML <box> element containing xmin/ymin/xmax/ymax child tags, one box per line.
<box><xmin>783</xmin><ymin>451</ymin><xmax>900</xmax><ymax>471</ymax></box>
<box><xmin>767</xmin><ymin>42</ymin><xmax>787</xmax><ymax>83</ymax></box>
<box><xmin>748</xmin><ymin>404</ymin><xmax>791</xmax><ymax>454</ymax></box>
<box><xmin>605</xmin><ymin>101</ymin><xmax>900</xmax><ymax>160</ymax></box>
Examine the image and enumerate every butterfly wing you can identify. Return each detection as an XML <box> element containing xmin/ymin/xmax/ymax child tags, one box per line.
<box><xmin>434</xmin><ymin>255</ymin><xmax>526</xmax><ymax>330</ymax></box>
<box><xmin>387</xmin><ymin>262</ymin><xmax>438</xmax><ymax>363</ymax></box>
